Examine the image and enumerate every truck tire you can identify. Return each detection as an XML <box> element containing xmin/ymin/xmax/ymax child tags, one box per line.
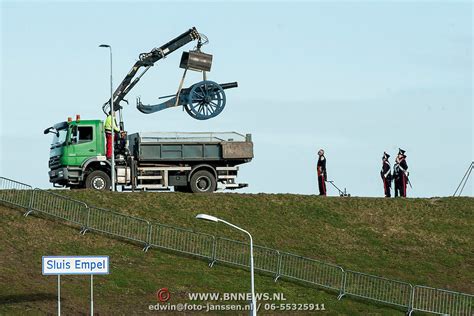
<box><xmin>190</xmin><ymin>170</ymin><xmax>216</xmax><ymax>193</ymax></box>
<box><xmin>85</xmin><ymin>170</ymin><xmax>111</xmax><ymax>191</ymax></box>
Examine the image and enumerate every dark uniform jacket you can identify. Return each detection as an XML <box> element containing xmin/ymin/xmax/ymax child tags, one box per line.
<box><xmin>381</xmin><ymin>160</ymin><xmax>391</xmax><ymax>180</ymax></box>
<box><xmin>399</xmin><ymin>158</ymin><xmax>408</xmax><ymax>175</ymax></box>
<box><xmin>394</xmin><ymin>158</ymin><xmax>408</xmax><ymax>178</ymax></box>
<box><xmin>317</xmin><ymin>156</ymin><xmax>327</xmax><ymax>179</ymax></box>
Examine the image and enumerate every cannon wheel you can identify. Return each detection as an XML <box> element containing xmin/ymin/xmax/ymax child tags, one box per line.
<box><xmin>185</xmin><ymin>81</ymin><xmax>226</xmax><ymax>120</ymax></box>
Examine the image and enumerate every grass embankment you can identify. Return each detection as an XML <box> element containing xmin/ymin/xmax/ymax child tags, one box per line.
<box><xmin>0</xmin><ymin>192</ymin><xmax>472</xmax><ymax>315</ymax></box>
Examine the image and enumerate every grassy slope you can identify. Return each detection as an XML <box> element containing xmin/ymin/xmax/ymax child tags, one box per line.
<box><xmin>1</xmin><ymin>192</ymin><xmax>473</xmax><ymax>315</ymax></box>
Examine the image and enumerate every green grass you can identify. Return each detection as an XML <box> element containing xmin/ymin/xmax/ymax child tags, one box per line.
<box><xmin>0</xmin><ymin>192</ymin><xmax>473</xmax><ymax>315</ymax></box>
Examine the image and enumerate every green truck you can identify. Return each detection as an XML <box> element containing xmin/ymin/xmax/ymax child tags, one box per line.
<box><xmin>44</xmin><ymin>118</ymin><xmax>253</xmax><ymax>193</ymax></box>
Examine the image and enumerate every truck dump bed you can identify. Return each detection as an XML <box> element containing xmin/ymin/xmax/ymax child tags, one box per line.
<box><xmin>128</xmin><ymin>132</ymin><xmax>253</xmax><ymax>163</ymax></box>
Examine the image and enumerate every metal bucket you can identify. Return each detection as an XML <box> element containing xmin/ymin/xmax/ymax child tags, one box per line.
<box><xmin>180</xmin><ymin>51</ymin><xmax>213</xmax><ymax>72</ymax></box>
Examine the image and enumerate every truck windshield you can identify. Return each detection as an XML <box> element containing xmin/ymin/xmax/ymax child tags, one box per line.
<box><xmin>51</xmin><ymin>128</ymin><xmax>68</xmax><ymax>148</ymax></box>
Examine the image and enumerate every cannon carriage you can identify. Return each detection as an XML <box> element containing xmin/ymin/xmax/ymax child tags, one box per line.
<box><xmin>137</xmin><ymin>81</ymin><xmax>238</xmax><ymax>120</ymax></box>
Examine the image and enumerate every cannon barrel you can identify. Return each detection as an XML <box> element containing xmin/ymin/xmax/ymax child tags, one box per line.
<box><xmin>219</xmin><ymin>82</ymin><xmax>238</xmax><ymax>90</ymax></box>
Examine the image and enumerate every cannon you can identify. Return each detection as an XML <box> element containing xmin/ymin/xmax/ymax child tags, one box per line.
<box><xmin>137</xmin><ymin>81</ymin><xmax>238</xmax><ymax>120</ymax></box>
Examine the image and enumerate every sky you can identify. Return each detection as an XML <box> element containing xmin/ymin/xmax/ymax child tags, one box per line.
<box><xmin>1</xmin><ymin>1</ymin><xmax>472</xmax><ymax>197</ymax></box>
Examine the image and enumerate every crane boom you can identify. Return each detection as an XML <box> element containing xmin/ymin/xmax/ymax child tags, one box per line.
<box><xmin>102</xmin><ymin>27</ymin><xmax>201</xmax><ymax>114</ymax></box>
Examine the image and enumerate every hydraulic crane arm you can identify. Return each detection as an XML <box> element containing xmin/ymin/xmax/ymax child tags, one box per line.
<box><xmin>102</xmin><ymin>27</ymin><xmax>202</xmax><ymax>114</ymax></box>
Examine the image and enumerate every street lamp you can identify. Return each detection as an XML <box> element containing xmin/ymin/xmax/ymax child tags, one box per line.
<box><xmin>99</xmin><ymin>44</ymin><xmax>115</xmax><ymax>191</ymax></box>
<box><xmin>195</xmin><ymin>214</ymin><xmax>257</xmax><ymax>316</ymax></box>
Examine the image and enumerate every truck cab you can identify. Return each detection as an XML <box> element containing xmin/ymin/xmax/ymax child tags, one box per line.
<box><xmin>45</xmin><ymin>118</ymin><xmax>253</xmax><ymax>193</ymax></box>
<box><xmin>45</xmin><ymin>118</ymin><xmax>109</xmax><ymax>189</ymax></box>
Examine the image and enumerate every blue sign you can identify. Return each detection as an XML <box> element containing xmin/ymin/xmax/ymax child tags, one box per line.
<box><xmin>42</xmin><ymin>256</ymin><xmax>109</xmax><ymax>275</ymax></box>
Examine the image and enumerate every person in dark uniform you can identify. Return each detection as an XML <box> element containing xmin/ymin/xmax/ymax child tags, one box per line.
<box><xmin>393</xmin><ymin>149</ymin><xmax>409</xmax><ymax>197</ymax></box>
<box><xmin>317</xmin><ymin>149</ymin><xmax>327</xmax><ymax>196</ymax></box>
<box><xmin>380</xmin><ymin>152</ymin><xmax>391</xmax><ymax>197</ymax></box>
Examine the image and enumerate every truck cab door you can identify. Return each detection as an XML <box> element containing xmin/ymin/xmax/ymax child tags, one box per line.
<box><xmin>69</xmin><ymin>125</ymin><xmax>97</xmax><ymax>165</ymax></box>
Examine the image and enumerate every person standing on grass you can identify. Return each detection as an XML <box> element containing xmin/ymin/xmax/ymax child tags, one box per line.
<box><xmin>317</xmin><ymin>149</ymin><xmax>327</xmax><ymax>196</ymax></box>
<box><xmin>393</xmin><ymin>148</ymin><xmax>409</xmax><ymax>197</ymax></box>
<box><xmin>380</xmin><ymin>152</ymin><xmax>392</xmax><ymax>197</ymax></box>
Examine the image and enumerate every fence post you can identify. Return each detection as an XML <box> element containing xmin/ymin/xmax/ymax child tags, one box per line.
<box><xmin>23</xmin><ymin>188</ymin><xmax>36</xmax><ymax>217</ymax></box>
<box><xmin>274</xmin><ymin>250</ymin><xmax>282</xmax><ymax>282</ymax></box>
<box><xmin>209</xmin><ymin>236</ymin><xmax>217</xmax><ymax>268</ymax></box>
<box><xmin>80</xmin><ymin>205</ymin><xmax>91</xmax><ymax>235</ymax></box>
<box><xmin>337</xmin><ymin>270</ymin><xmax>347</xmax><ymax>300</ymax></box>
<box><xmin>407</xmin><ymin>284</ymin><xmax>414</xmax><ymax>316</ymax></box>
<box><xmin>143</xmin><ymin>222</ymin><xmax>152</xmax><ymax>252</ymax></box>
<box><xmin>79</xmin><ymin>204</ymin><xmax>89</xmax><ymax>234</ymax></box>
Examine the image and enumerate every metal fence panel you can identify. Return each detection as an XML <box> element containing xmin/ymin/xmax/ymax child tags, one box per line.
<box><xmin>214</xmin><ymin>238</ymin><xmax>280</xmax><ymax>274</ymax></box>
<box><xmin>215</xmin><ymin>237</ymin><xmax>249</xmax><ymax>267</ymax></box>
<box><xmin>342</xmin><ymin>270</ymin><xmax>412</xmax><ymax>308</ymax></box>
<box><xmin>148</xmin><ymin>223</ymin><xmax>214</xmax><ymax>259</ymax></box>
<box><xmin>29</xmin><ymin>189</ymin><xmax>88</xmax><ymax>226</ymax></box>
<box><xmin>253</xmin><ymin>245</ymin><xmax>280</xmax><ymax>274</ymax></box>
<box><xmin>86</xmin><ymin>206</ymin><xmax>150</xmax><ymax>244</ymax></box>
<box><xmin>0</xmin><ymin>177</ymin><xmax>33</xmax><ymax>209</ymax></box>
<box><xmin>279</xmin><ymin>252</ymin><xmax>344</xmax><ymax>291</ymax></box>
<box><xmin>412</xmin><ymin>285</ymin><xmax>473</xmax><ymax>315</ymax></box>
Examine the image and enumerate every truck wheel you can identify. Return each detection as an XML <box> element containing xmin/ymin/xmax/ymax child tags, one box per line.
<box><xmin>190</xmin><ymin>170</ymin><xmax>216</xmax><ymax>193</ymax></box>
<box><xmin>85</xmin><ymin>170</ymin><xmax>111</xmax><ymax>191</ymax></box>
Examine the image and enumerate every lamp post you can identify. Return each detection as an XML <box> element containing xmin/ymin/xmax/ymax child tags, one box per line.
<box><xmin>195</xmin><ymin>214</ymin><xmax>257</xmax><ymax>316</ymax></box>
<box><xmin>99</xmin><ymin>44</ymin><xmax>115</xmax><ymax>191</ymax></box>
